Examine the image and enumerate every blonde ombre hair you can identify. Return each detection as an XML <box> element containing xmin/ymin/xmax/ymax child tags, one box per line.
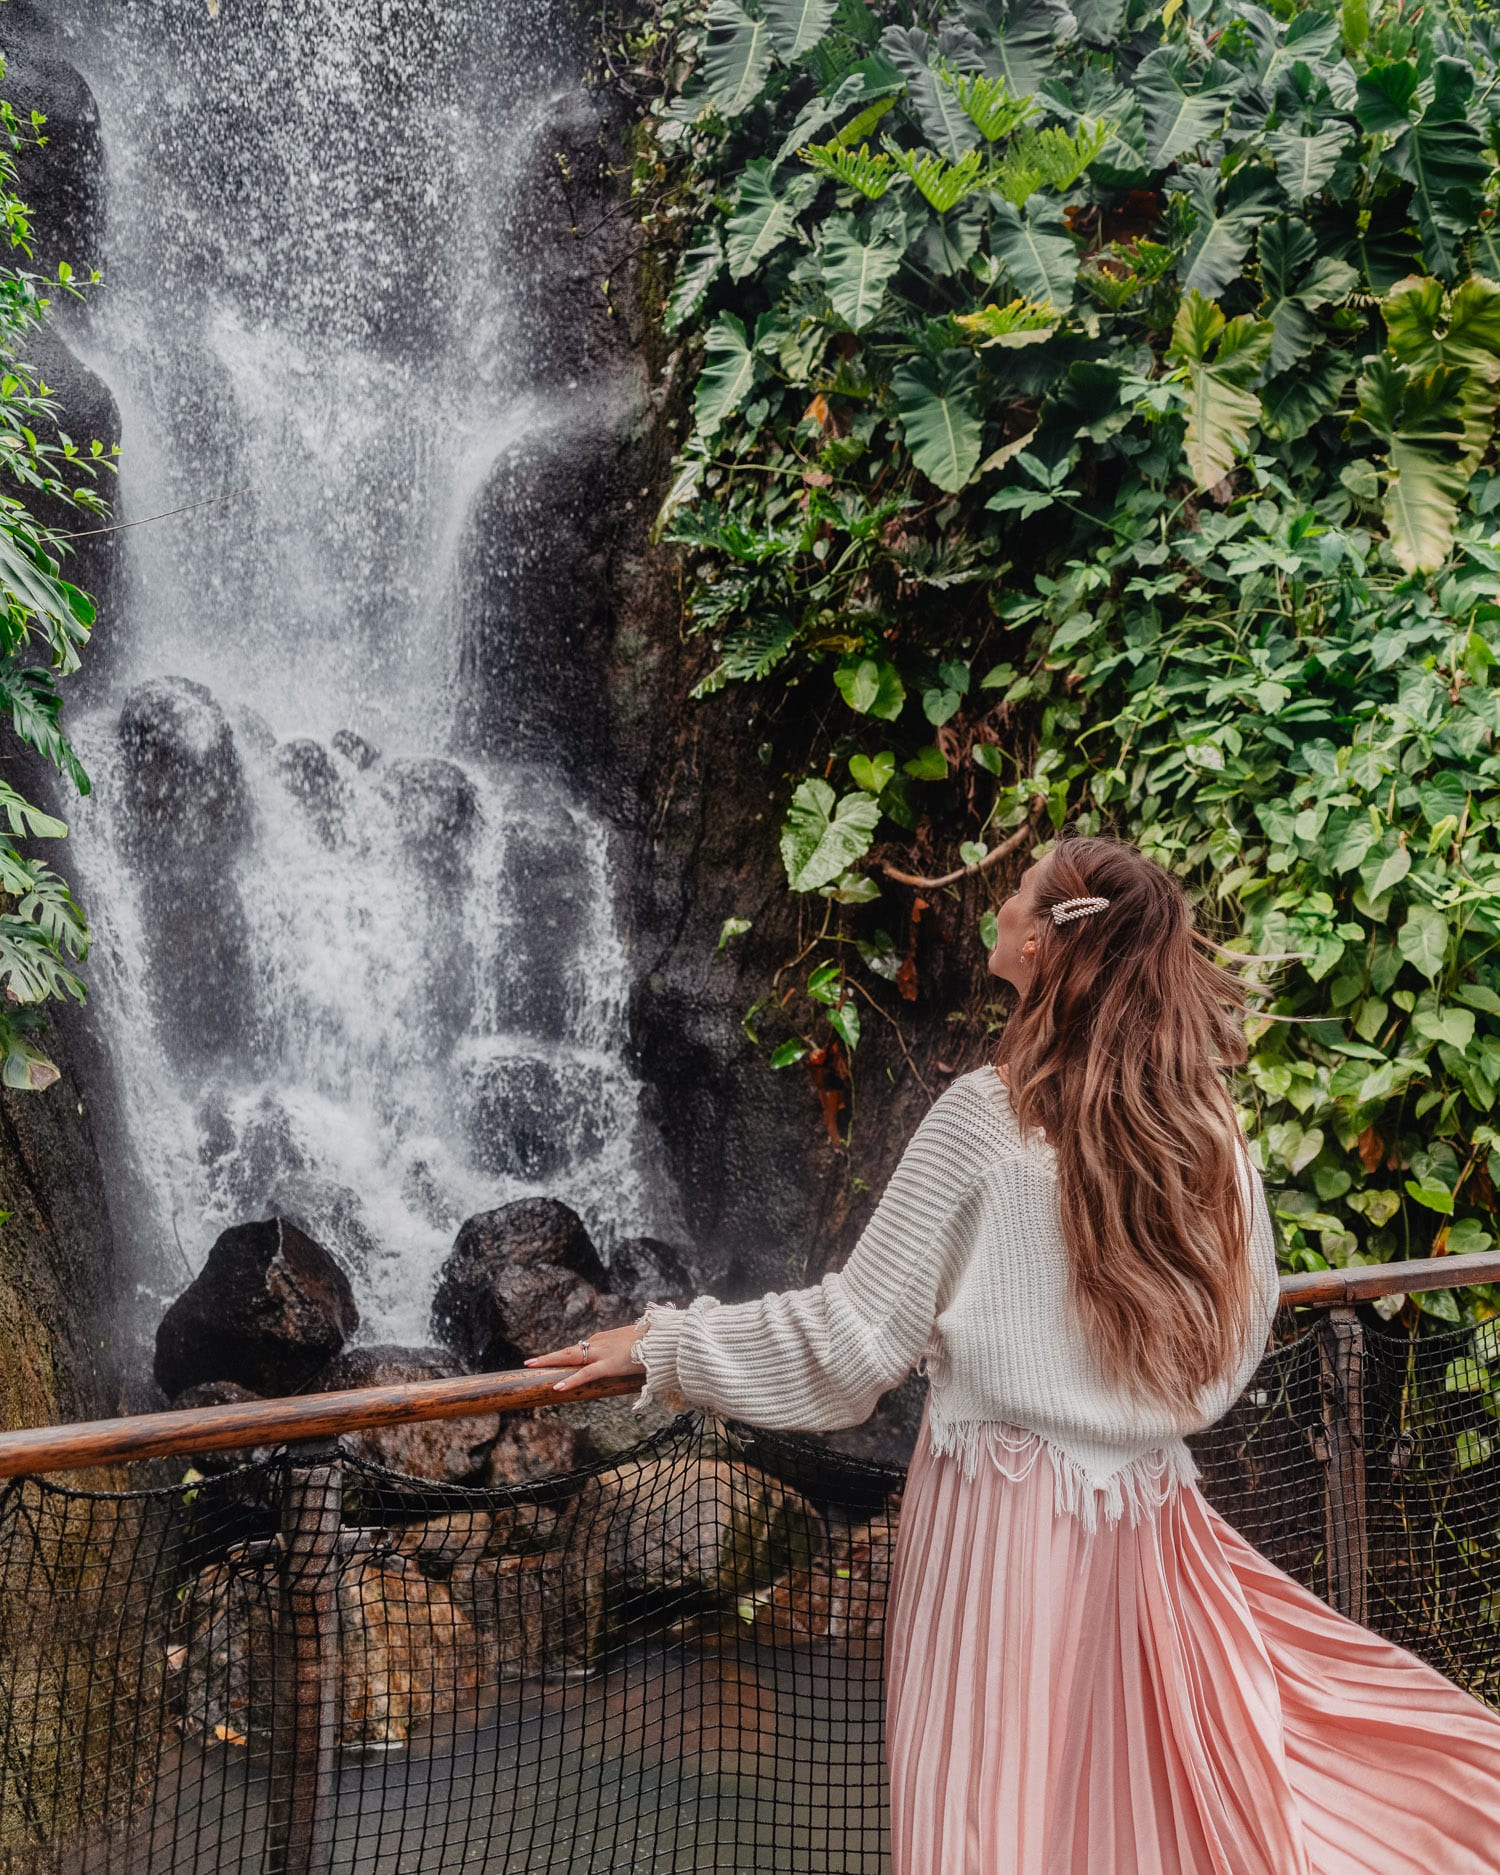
<box><xmin>994</xmin><ymin>834</ymin><xmax>1259</xmax><ymax>1417</ymax></box>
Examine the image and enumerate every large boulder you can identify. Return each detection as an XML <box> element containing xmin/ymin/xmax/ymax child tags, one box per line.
<box><xmin>431</xmin><ymin>1199</ymin><xmax>632</xmax><ymax>1370</ymax></box>
<box><xmin>116</xmin><ymin>676</ymin><xmax>251</xmax><ymax>860</ymax></box>
<box><xmin>168</xmin><ymin>1548</ymin><xmax>483</xmax><ymax>1753</ymax></box>
<box><xmin>309</xmin><ymin>1345</ymin><xmax>500</xmax><ymax>1484</ymax></box>
<box><xmin>154</xmin><ymin>1218</ymin><xmax>358</xmax><ymax>1398</ymax></box>
<box><xmin>606</xmin><ymin>1235</ymin><xmax>696</xmax><ymax>1313</ymax></box>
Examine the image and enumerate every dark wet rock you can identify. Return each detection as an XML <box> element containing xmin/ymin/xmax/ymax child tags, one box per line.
<box><xmin>117</xmin><ymin>677</ymin><xmax>251</xmax><ymax>858</ymax></box>
<box><xmin>482</xmin><ymin>1411</ymin><xmax>583</xmax><ymax>1486</ymax></box>
<box><xmin>310</xmin><ymin>1345</ymin><xmax>500</xmax><ymax>1483</ymax></box>
<box><xmin>265</xmin><ymin>1173</ymin><xmax>382</xmax><ymax>1293</ymax></box>
<box><xmin>169</xmin><ymin>1548</ymin><xmax>483</xmax><ymax>1752</ymax></box>
<box><xmin>275</xmin><ymin>737</ymin><xmax>349</xmax><ymax>845</ymax></box>
<box><xmin>607</xmin><ymin>1235</ymin><xmax>695</xmax><ymax>1312</ymax></box>
<box><xmin>742</xmin><ymin>1515</ymin><xmax>897</xmax><ymax>1659</ymax></box>
<box><xmin>163</xmin><ymin>1380</ymin><xmax>276</xmax><ymax>1474</ymax></box>
<box><xmin>483</xmin><ymin>813</ymin><xmax>591</xmax><ymax>1033</ymax></box>
<box><xmin>459</xmin><ymin>1054</ymin><xmax>609</xmax><ymax>1182</ymax></box>
<box><xmin>378</xmin><ymin>757</ymin><xmax>480</xmax><ymax>884</ymax></box>
<box><xmin>590</xmin><ymin>1453</ymin><xmax>824</xmax><ymax>1599</ymax></box>
<box><xmin>431</xmin><ymin>1199</ymin><xmax>631</xmax><ymax>1370</ymax></box>
<box><xmin>154</xmin><ymin>1217</ymin><xmax>358</xmax><ymax>1398</ymax></box>
<box><xmin>331</xmin><ymin>728</ymin><xmax>379</xmax><ymax>770</ymax></box>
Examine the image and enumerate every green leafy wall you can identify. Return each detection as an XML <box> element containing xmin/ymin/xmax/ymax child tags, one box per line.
<box><xmin>619</xmin><ymin>0</ymin><xmax>1500</xmax><ymax>1332</ymax></box>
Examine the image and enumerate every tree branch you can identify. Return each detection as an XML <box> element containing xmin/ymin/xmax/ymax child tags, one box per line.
<box><xmin>877</xmin><ymin>796</ymin><xmax>1047</xmax><ymax>890</ymax></box>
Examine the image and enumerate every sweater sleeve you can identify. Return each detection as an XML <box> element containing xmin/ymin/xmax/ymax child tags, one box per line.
<box><xmin>629</xmin><ymin>1077</ymin><xmax>996</xmax><ymax>1431</ymax></box>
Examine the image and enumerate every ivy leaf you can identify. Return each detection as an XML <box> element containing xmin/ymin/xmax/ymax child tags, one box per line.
<box><xmin>881</xmin><ymin>26</ymin><xmax>982</xmax><ymax>158</ymax></box>
<box><xmin>1383</xmin><ymin>58</ymin><xmax>1489</xmax><ymax>281</ymax></box>
<box><xmin>903</xmin><ymin>745</ymin><xmax>948</xmax><ymax>779</ymax></box>
<box><xmin>693</xmin><ymin>312</ymin><xmax>761</xmax><ymax>439</ymax></box>
<box><xmin>818</xmin><ymin>215</ymin><xmax>906</xmax><ymax>330</ymax></box>
<box><xmin>834</xmin><ymin>654</ymin><xmax>906</xmax><ymax>719</ymax></box>
<box><xmin>1359</xmin><ymin>832</ymin><xmax>1411</xmax><ymax>900</ymax></box>
<box><xmin>1133</xmin><ymin>48</ymin><xmax>1236</xmax><ymax>166</ymax></box>
<box><xmin>701</xmin><ymin>0</ymin><xmax>774</xmax><ymax>116</ymax></box>
<box><xmin>665</xmin><ymin>233</ymin><xmax>724</xmax><ymax>333</ymax></box>
<box><xmin>781</xmin><ymin>780</ymin><xmax>883</xmax><ymax>891</ymax></box>
<box><xmin>718</xmin><ymin>915</ymin><xmax>752</xmax><ymax>949</ymax></box>
<box><xmin>1266</xmin><ymin>127</ymin><xmax>1351</xmax><ymax>203</ymax></box>
<box><xmin>726</xmin><ymin>161</ymin><xmax>813</xmax><ymax>280</ymax></box>
<box><xmin>764</xmin><ymin>0</ymin><xmax>837</xmax><ymax>60</ymax></box>
<box><xmin>891</xmin><ymin>353</ymin><xmax>984</xmax><ymax>491</ymax></box>
<box><xmin>1397</xmin><ymin>902</ymin><xmax>1449</xmax><ymax>981</ymax></box>
<box><xmin>990</xmin><ymin>197</ymin><xmax>1077</xmax><ymax>310</ymax></box>
<box><xmin>1166</xmin><ymin>290</ymin><xmax>1273</xmax><ymax>491</ymax></box>
<box><xmin>849</xmin><ymin>750</ymin><xmax>895</xmax><ymax>792</ymax></box>
<box><xmin>1353</xmin><ymin>354</ymin><xmax>1469</xmax><ymax>575</ymax></box>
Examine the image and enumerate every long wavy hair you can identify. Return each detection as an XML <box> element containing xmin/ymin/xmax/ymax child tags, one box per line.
<box><xmin>994</xmin><ymin>834</ymin><xmax>1259</xmax><ymax>1416</ymax></box>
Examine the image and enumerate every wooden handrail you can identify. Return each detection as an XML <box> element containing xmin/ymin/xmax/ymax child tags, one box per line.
<box><xmin>0</xmin><ymin>1367</ymin><xmax>642</xmax><ymax>1480</ymax></box>
<box><xmin>1276</xmin><ymin>1249</ymin><xmax>1500</xmax><ymax>1309</ymax></box>
<box><xmin>1</xmin><ymin>1252</ymin><xmax>1498</xmax><ymax>1478</ymax></box>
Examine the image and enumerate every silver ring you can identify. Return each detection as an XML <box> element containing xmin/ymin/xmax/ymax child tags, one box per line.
<box><xmin>577</xmin><ymin>1338</ymin><xmax>591</xmax><ymax>1361</ymax></box>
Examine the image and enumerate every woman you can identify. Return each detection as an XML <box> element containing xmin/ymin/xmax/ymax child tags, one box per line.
<box><xmin>525</xmin><ymin>835</ymin><xmax>1500</xmax><ymax>1871</ymax></box>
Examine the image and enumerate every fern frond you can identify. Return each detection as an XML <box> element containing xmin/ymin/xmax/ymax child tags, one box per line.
<box><xmin>945</xmin><ymin>73</ymin><xmax>1036</xmax><ymax>144</ymax></box>
<box><xmin>799</xmin><ymin>139</ymin><xmax>894</xmax><ymax>199</ymax></box>
<box><xmin>885</xmin><ymin>143</ymin><xmax>993</xmax><ymax>213</ymax></box>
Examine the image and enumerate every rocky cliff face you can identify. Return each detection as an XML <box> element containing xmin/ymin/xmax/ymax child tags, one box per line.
<box><xmin>0</xmin><ymin>4</ymin><xmax>997</xmax><ymax>1460</ymax></box>
<box><xmin>0</xmin><ymin>7</ymin><xmax>121</xmax><ymax>1429</ymax></box>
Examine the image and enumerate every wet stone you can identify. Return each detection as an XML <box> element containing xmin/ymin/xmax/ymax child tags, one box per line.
<box><xmin>154</xmin><ymin>1216</ymin><xmax>359</xmax><ymax>1398</ymax></box>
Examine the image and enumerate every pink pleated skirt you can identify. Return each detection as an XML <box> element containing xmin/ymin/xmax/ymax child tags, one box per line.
<box><xmin>884</xmin><ymin>1394</ymin><xmax>1500</xmax><ymax>1873</ymax></box>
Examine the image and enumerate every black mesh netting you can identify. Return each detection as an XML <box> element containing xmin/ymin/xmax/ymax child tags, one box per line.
<box><xmin>2</xmin><ymin>1312</ymin><xmax>1498</xmax><ymax>1873</ymax></box>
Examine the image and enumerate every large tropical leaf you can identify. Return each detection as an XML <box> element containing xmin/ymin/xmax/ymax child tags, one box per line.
<box><xmin>764</xmin><ymin>0</ymin><xmax>837</xmax><ymax>60</ymax></box>
<box><xmin>880</xmin><ymin>25</ymin><xmax>982</xmax><ymax>158</ymax></box>
<box><xmin>701</xmin><ymin>0</ymin><xmax>774</xmax><ymax>116</ymax></box>
<box><xmin>1258</xmin><ymin>217</ymin><xmax>1357</xmax><ymax>376</ymax></box>
<box><xmin>819</xmin><ymin>214</ymin><xmax>907</xmax><ymax>329</ymax></box>
<box><xmin>1166</xmin><ymin>290</ymin><xmax>1274</xmax><ymax>490</ymax></box>
<box><xmin>1133</xmin><ymin>48</ymin><xmax>1237</xmax><ymax>167</ymax></box>
<box><xmin>694</xmin><ymin>313</ymin><xmax>760</xmax><ymax>439</ymax></box>
<box><xmin>1266</xmin><ymin>127</ymin><xmax>1351</xmax><ymax>202</ymax></box>
<box><xmin>891</xmin><ymin>353</ymin><xmax>984</xmax><ymax>490</ymax></box>
<box><xmin>979</xmin><ymin>0</ymin><xmax>1069</xmax><ymax>96</ymax></box>
<box><xmin>990</xmin><ymin>196</ymin><xmax>1077</xmax><ymax>309</ymax></box>
<box><xmin>1260</xmin><ymin>351</ymin><xmax>1353</xmax><ymax>441</ymax></box>
<box><xmin>781</xmin><ymin>780</ymin><xmax>883</xmax><ymax>890</ymax></box>
<box><xmin>1383</xmin><ymin>273</ymin><xmax>1500</xmax><ymax>471</ymax></box>
<box><xmin>725</xmin><ymin>161</ymin><xmax>815</xmax><ymax>279</ymax></box>
<box><xmin>1384</xmin><ymin>58</ymin><xmax>1489</xmax><ymax>281</ymax></box>
<box><xmin>1176</xmin><ymin>167</ymin><xmax>1277</xmax><ymax>299</ymax></box>
<box><xmin>665</xmin><ymin>233</ymin><xmax>724</xmax><ymax>333</ymax></box>
<box><xmin>1353</xmin><ymin>354</ymin><xmax>1469</xmax><ymax>574</ymax></box>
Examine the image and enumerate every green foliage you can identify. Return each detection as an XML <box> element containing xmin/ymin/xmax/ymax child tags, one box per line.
<box><xmin>624</xmin><ymin>0</ymin><xmax>1500</xmax><ymax>1319</ymax></box>
<box><xmin>0</xmin><ymin>66</ymin><xmax>112</xmax><ymax>1090</ymax></box>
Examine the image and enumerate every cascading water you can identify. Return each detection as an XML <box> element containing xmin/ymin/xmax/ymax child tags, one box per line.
<box><xmin>39</xmin><ymin>0</ymin><xmax>662</xmax><ymax>1344</ymax></box>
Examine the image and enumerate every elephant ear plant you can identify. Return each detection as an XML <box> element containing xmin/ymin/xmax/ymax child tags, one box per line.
<box><xmin>0</xmin><ymin>66</ymin><xmax>112</xmax><ymax>1091</ymax></box>
<box><xmin>620</xmin><ymin>0</ymin><xmax>1500</xmax><ymax>1336</ymax></box>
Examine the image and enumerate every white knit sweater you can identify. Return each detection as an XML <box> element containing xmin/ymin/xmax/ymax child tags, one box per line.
<box><xmin>630</xmin><ymin>1065</ymin><xmax>1281</xmax><ymax>1531</ymax></box>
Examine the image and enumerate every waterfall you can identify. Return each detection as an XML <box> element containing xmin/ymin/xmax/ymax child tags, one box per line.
<box><xmin>40</xmin><ymin>0</ymin><xmax>661</xmax><ymax>1345</ymax></box>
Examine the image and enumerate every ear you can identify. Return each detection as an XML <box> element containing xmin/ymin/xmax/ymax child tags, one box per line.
<box><xmin>1021</xmin><ymin>929</ymin><xmax>1038</xmax><ymax>957</ymax></box>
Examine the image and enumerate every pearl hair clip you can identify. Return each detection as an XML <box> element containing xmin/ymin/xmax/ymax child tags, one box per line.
<box><xmin>1050</xmin><ymin>895</ymin><xmax>1110</xmax><ymax>925</ymax></box>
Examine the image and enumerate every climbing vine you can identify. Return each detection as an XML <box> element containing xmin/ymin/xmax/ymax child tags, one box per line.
<box><xmin>618</xmin><ymin>0</ymin><xmax>1500</xmax><ymax>1331</ymax></box>
<box><xmin>0</xmin><ymin>62</ymin><xmax>112</xmax><ymax>1091</ymax></box>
